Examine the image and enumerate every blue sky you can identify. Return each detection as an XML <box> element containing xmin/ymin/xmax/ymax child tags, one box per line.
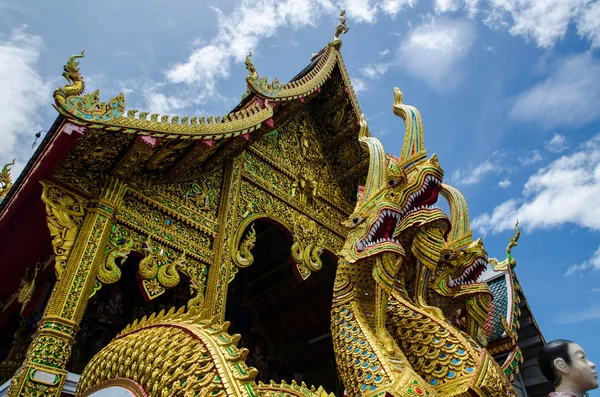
<box><xmin>1</xmin><ymin>0</ymin><xmax>599</xmax><ymax>388</ymax></box>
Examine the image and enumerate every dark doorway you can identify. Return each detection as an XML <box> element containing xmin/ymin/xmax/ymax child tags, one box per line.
<box><xmin>226</xmin><ymin>219</ymin><xmax>340</xmax><ymax>394</ymax></box>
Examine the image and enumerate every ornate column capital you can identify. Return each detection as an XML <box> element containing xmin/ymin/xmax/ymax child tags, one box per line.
<box><xmin>94</xmin><ymin>175</ymin><xmax>128</xmax><ymax>214</ymax></box>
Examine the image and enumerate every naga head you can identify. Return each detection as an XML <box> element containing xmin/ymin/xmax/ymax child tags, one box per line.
<box><xmin>433</xmin><ymin>238</ymin><xmax>490</xmax><ymax>299</ymax></box>
<box><xmin>340</xmin><ymin>88</ymin><xmax>447</xmax><ymax>263</ymax></box>
<box><xmin>429</xmin><ymin>184</ymin><xmax>492</xmax><ymax>344</ymax></box>
<box><xmin>62</xmin><ymin>51</ymin><xmax>85</xmax><ymax>84</ymax></box>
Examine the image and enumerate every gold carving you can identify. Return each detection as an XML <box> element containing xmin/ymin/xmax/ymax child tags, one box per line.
<box><xmin>40</xmin><ymin>180</ymin><xmax>86</xmax><ymax>279</ymax></box>
<box><xmin>0</xmin><ymin>159</ymin><xmax>15</xmax><ymax>200</ymax></box>
<box><xmin>17</xmin><ymin>262</ymin><xmax>40</xmax><ymax>314</ymax></box>
<box><xmin>233</xmin><ymin>223</ymin><xmax>257</xmax><ymax>268</ymax></box>
<box><xmin>290</xmin><ymin>213</ymin><xmax>325</xmax><ymax>280</ymax></box>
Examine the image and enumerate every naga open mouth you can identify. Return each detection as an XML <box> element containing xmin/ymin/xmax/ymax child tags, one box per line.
<box><xmin>448</xmin><ymin>257</ymin><xmax>487</xmax><ymax>288</ymax></box>
<box><xmin>356</xmin><ymin>174</ymin><xmax>442</xmax><ymax>252</ymax></box>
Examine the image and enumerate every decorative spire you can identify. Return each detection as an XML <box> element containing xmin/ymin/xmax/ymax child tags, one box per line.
<box><xmin>0</xmin><ymin>159</ymin><xmax>15</xmax><ymax>201</ymax></box>
<box><xmin>331</xmin><ymin>10</ymin><xmax>349</xmax><ymax>50</ymax></box>
<box><xmin>392</xmin><ymin>87</ymin><xmax>427</xmax><ymax>168</ymax></box>
<box><xmin>440</xmin><ymin>183</ymin><xmax>472</xmax><ymax>249</ymax></box>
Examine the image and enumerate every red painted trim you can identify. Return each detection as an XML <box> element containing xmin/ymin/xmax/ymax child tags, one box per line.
<box><xmin>0</xmin><ymin>120</ymin><xmax>84</xmax><ymax>235</ymax></box>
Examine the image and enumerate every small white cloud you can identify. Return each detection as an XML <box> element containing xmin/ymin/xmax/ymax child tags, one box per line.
<box><xmin>434</xmin><ymin>0</ymin><xmax>461</xmax><ymax>14</ymax></box>
<box><xmin>380</xmin><ymin>0</ymin><xmax>416</xmax><ymax>18</ymax></box>
<box><xmin>342</xmin><ymin>0</ymin><xmax>378</xmax><ymax>23</ymax></box>
<box><xmin>0</xmin><ymin>26</ymin><xmax>51</xmax><ymax>179</ymax></box>
<box><xmin>434</xmin><ymin>0</ymin><xmax>480</xmax><ymax>17</ymax></box>
<box><xmin>498</xmin><ymin>179</ymin><xmax>512</xmax><ymax>189</ymax></box>
<box><xmin>545</xmin><ymin>133</ymin><xmax>569</xmax><ymax>153</ymax></box>
<box><xmin>397</xmin><ymin>16</ymin><xmax>476</xmax><ymax>90</ymax></box>
<box><xmin>566</xmin><ymin>245</ymin><xmax>600</xmax><ymax>276</ymax></box>
<box><xmin>483</xmin><ymin>45</ymin><xmax>496</xmax><ymax>55</ymax></box>
<box><xmin>451</xmin><ymin>160</ymin><xmax>501</xmax><ymax>185</ymax></box>
<box><xmin>472</xmin><ymin>133</ymin><xmax>600</xmax><ymax>235</ymax></box>
<box><xmin>555</xmin><ymin>305</ymin><xmax>600</xmax><ymax>325</ymax></box>
<box><xmin>378</xmin><ymin>49</ymin><xmax>390</xmax><ymax>58</ymax></box>
<box><xmin>359</xmin><ymin>63</ymin><xmax>390</xmax><ymax>79</ymax></box>
<box><xmin>143</xmin><ymin>90</ymin><xmax>187</xmax><ymax>115</ymax></box>
<box><xmin>592</xmin><ymin>288</ymin><xmax>600</xmax><ymax>293</ymax></box>
<box><xmin>518</xmin><ymin>150</ymin><xmax>543</xmax><ymax>166</ymax></box>
<box><xmin>510</xmin><ymin>54</ymin><xmax>600</xmax><ymax>128</ymax></box>
<box><xmin>351</xmin><ymin>77</ymin><xmax>368</xmax><ymax>94</ymax></box>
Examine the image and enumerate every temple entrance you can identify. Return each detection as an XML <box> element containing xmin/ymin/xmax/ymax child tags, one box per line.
<box><xmin>68</xmin><ymin>253</ymin><xmax>191</xmax><ymax>374</ymax></box>
<box><xmin>226</xmin><ymin>219</ymin><xmax>341</xmax><ymax>395</ymax></box>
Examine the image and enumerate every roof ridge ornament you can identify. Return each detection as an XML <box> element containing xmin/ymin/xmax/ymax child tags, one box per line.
<box><xmin>0</xmin><ymin>159</ymin><xmax>15</xmax><ymax>201</ymax></box>
<box><xmin>331</xmin><ymin>10</ymin><xmax>349</xmax><ymax>50</ymax></box>
<box><xmin>245</xmin><ymin>52</ymin><xmax>282</xmax><ymax>97</ymax></box>
<box><xmin>53</xmin><ymin>51</ymin><xmax>125</xmax><ymax>122</ymax></box>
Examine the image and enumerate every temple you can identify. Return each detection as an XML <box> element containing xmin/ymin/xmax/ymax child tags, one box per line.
<box><xmin>0</xmin><ymin>13</ymin><xmax>553</xmax><ymax>397</ymax></box>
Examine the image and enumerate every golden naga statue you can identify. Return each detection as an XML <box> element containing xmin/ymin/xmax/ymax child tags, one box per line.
<box><xmin>76</xmin><ymin>89</ymin><xmax>517</xmax><ymax>397</ymax></box>
<box><xmin>76</xmin><ymin>307</ymin><xmax>334</xmax><ymax>397</ymax></box>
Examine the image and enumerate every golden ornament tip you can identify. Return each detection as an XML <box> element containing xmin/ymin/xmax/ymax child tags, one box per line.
<box><xmin>393</xmin><ymin>87</ymin><xmax>403</xmax><ymax>106</ymax></box>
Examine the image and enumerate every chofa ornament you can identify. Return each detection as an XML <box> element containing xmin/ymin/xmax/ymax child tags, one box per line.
<box><xmin>53</xmin><ymin>51</ymin><xmax>125</xmax><ymax>122</ymax></box>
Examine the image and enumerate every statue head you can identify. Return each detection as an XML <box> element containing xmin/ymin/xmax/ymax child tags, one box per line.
<box><xmin>340</xmin><ymin>88</ymin><xmax>449</xmax><ymax>264</ymax></box>
<box><xmin>538</xmin><ymin>339</ymin><xmax>598</xmax><ymax>393</ymax></box>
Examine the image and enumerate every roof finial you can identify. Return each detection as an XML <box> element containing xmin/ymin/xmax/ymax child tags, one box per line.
<box><xmin>331</xmin><ymin>10</ymin><xmax>349</xmax><ymax>50</ymax></box>
<box><xmin>0</xmin><ymin>159</ymin><xmax>15</xmax><ymax>201</ymax></box>
<box><xmin>245</xmin><ymin>52</ymin><xmax>258</xmax><ymax>79</ymax></box>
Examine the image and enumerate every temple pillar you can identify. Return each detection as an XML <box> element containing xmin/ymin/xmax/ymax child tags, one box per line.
<box><xmin>204</xmin><ymin>158</ymin><xmax>242</xmax><ymax>320</ymax></box>
<box><xmin>7</xmin><ymin>176</ymin><xmax>127</xmax><ymax>397</ymax></box>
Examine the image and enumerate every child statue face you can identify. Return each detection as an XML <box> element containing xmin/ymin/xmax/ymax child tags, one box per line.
<box><xmin>559</xmin><ymin>343</ymin><xmax>598</xmax><ymax>392</ymax></box>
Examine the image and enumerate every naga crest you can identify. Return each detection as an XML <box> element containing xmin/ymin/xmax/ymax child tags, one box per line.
<box><xmin>340</xmin><ymin>88</ymin><xmax>447</xmax><ymax>263</ymax></box>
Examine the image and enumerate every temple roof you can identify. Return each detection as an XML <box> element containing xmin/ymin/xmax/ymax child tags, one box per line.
<box><xmin>53</xmin><ymin>41</ymin><xmax>360</xmax><ymax>142</ymax></box>
<box><xmin>0</xmin><ymin>26</ymin><xmax>365</xmax><ymax>305</ymax></box>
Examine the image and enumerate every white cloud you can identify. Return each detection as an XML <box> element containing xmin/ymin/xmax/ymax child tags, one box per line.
<box><xmin>351</xmin><ymin>77</ymin><xmax>368</xmax><ymax>94</ymax></box>
<box><xmin>434</xmin><ymin>0</ymin><xmax>461</xmax><ymax>14</ymax></box>
<box><xmin>482</xmin><ymin>0</ymin><xmax>593</xmax><ymax>49</ymax></box>
<box><xmin>451</xmin><ymin>160</ymin><xmax>501</xmax><ymax>185</ymax></box>
<box><xmin>545</xmin><ymin>133</ymin><xmax>569</xmax><ymax>153</ymax></box>
<box><xmin>576</xmin><ymin>1</ymin><xmax>600</xmax><ymax>49</ymax></box>
<box><xmin>160</xmin><ymin>0</ymin><xmax>341</xmax><ymax>109</ymax></box>
<box><xmin>566</xmin><ymin>245</ymin><xmax>600</xmax><ymax>276</ymax></box>
<box><xmin>555</xmin><ymin>305</ymin><xmax>600</xmax><ymax>324</ymax></box>
<box><xmin>472</xmin><ymin>133</ymin><xmax>600</xmax><ymax>235</ymax></box>
<box><xmin>498</xmin><ymin>179</ymin><xmax>511</xmax><ymax>189</ymax></box>
<box><xmin>143</xmin><ymin>90</ymin><xmax>187</xmax><ymax>115</ymax></box>
<box><xmin>397</xmin><ymin>16</ymin><xmax>475</xmax><ymax>90</ymax></box>
<box><xmin>510</xmin><ymin>54</ymin><xmax>600</xmax><ymax>128</ymax></box>
<box><xmin>518</xmin><ymin>150</ymin><xmax>543</xmax><ymax>166</ymax></box>
<box><xmin>343</xmin><ymin>0</ymin><xmax>378</xmax><ymax>23</ymax></box>
<box><xmin>432</xmin><ymin>0</ymin><xmax>599</xmax><ymax>50</ymax></box>
<box><xmin>593</xmin><ymin>288</ymin><xmax>600</xmax><ymax>293</ymax></box>
<box><xmin>359</xmin><ymin>63</ymin><xmax>390</xmax><ymax>79</ymax></box>
<box><xmin>381</xmin><ymin>0</ymin><xmax>416</xmax><ymax>18</ymax></box>
<box><xmin>0</xmin><ymin>26</ymin><xmax>51</xmax><ymax>179</ymax></box>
